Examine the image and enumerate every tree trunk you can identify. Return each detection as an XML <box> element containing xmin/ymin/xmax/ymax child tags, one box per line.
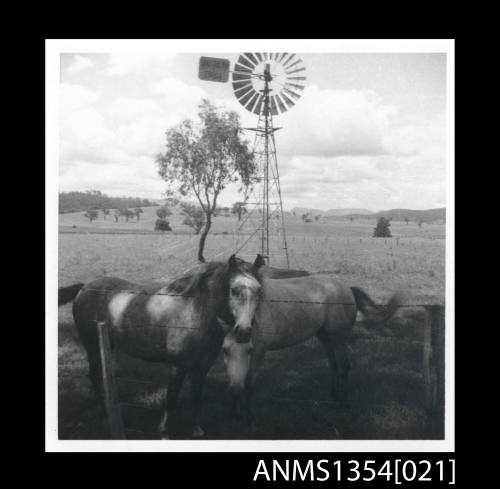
<box><xmin>197</xmin><ymin>215</ymin><xmax>212</xmax><ymax>263</ymax></box>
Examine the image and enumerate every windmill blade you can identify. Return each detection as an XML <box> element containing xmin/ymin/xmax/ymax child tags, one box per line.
<box><xmin>287</xmin><ymin>76</ymin><xmax>307</xmax><ymax>81</ymax></box>
<box><xmin>282</xmin><ymin>53</ymin><xmax>296</xmax><ymax>67</ymax></box>
<box><xmin>254</xmin><ymin>52</ymin><xmax>264</xmax><ymax>63</ymax></box>
<box><xmin>234</xmin><ymin>83</ymin><xmax>254</xmax><ymax>99</ymax></box>
<box><xmin>246</xmin><ymin>91</ymin><xmax>261</xmax><ymax>112</ymax></box>
<box><xmin>275</xmin><ymin>93</ymin><xmax>288</xmax><ymax>113</ymax></box>
<box><xmin>269</xmin><ymin>95</ymin><xmax>279</xmax><ymax>116</ymax></box>
<box><xmin>243</xmin><ymin>53</ymin><xmax>259</xmax><ymax>66</ymax></box>
<box><xmin>286</xmin><ymin>58</ymin><xmax>303</xmax><ymax>70</ymax></box>
<box><xmin>285</xmin><ymin>82</ymin><xmax>305</xmax><ymax>91</ymax></box>
<box><xmin>237</xmin><ymin>88</ymin><xmax>258</xmax><ymax>108</ymax></box>
<box><xmin>279</xmin><ymin>90</ymin><xmax>296</xmax><ymax>109</ymax></box>
<box><xmin>237</xmin><ymin>55</ymin><xmax>255</xmax><ymax>70</ymax></box>
<box><xmin>278</xmin><ymin>53</ymin><xmax>288</xmax><ymax>63</ymax></box>
<box><xmin>283</xmin><ymin>87</ymin><xmax>302</xmax><ymax>99</ymax></box>
<box><xmin>233</xmin><ymin>63</ymin><xmax>253</xmax><ymax>74</ymax></box>
<box><xmin>252</xmin><ymin>94</ymin><xmax>264</xmax><ymax>114</ymax></box>
<box><xmin>233</xmin><ymin>83</ymin><xmax>253</xmax><ymax>97</ymax></box>
<box><xmin>286</xmin><ymin>67</ymin><xmax>306</xmax><ymax>75</ymax></box>
<box><xmin>232</xmin><ymin>71</ymin><xmax>252</xmax><ymax>82</ymax></box>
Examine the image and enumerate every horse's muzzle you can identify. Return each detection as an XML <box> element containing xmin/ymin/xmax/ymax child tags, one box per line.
<box><xmin>234</xmin><ymin>324</ymin><xmax>252</xmax><ymax>343</ymax></box>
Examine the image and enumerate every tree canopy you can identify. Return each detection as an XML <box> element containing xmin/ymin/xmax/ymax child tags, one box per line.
<box><xmin>156</xmin><ymin>99</ymin><xmax>257</xmax><ymax>261</ymax></box>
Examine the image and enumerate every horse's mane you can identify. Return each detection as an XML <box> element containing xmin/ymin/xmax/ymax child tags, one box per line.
<box><xmin>166</xmin><ymin>257</ymin><xmax>261</xmax><ymax>299</ymax></box>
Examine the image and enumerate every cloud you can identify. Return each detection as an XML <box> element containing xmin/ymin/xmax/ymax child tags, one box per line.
<box><xmin>58</xmin><ymin>58</ymin><xmax>446</xmax><ymax>211</ymax></box>
<box><xmin>59</xmin><ymin>77</ymin><xmax>210</xmax><ymax>198</ymax></box>
<box><xmin>67</xmin><ymin>54</ymin><xmax>94</xmax><ymax>74</ymax></box>
<box><xmin>276</xmin><ymin>85</ymin><xmax>395</xmax><ymax>158</ymax></box>
<box><xmin>60</xmin><ymin>83</ymin><xmax>100</xmax><ymax>115</ymax></box>
<box><xmin>150</xmin><ymin>77</ymin><xmax>207</xmax><ymax>112</ymax></box>
<box><xmin>102</xmin><ymin>52</ymin><xmax>177</xmax><ymax>76</ymax></box>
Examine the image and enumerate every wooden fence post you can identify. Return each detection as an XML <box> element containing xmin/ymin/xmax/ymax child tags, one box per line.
<box><xmin>423</xmin><ymin>305</ymin><xmax>445</xmax><ymax>414</ymax></box>
<box><xmin>96</xmin><ymin>320</ymin><xmax>126</xmax><ymax>439</ymax></box>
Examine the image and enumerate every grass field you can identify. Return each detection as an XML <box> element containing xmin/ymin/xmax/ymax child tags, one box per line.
<box><xmin>58</xmin><ymin>212</ymin><xmax>446</xmax><ymax>440</ymax></box>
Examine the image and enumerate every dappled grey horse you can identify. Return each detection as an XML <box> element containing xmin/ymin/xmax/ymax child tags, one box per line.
<box><xmin>58</xmin><ymin>255</ymin><xmax>308</xmax><ymax>438</ymax></box>
<box><xmin>218</xmin><ymin>257</ymin><xmax>403</xmax><ymax>431</ymax></box>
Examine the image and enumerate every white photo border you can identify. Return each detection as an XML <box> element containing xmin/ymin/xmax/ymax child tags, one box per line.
<box><xmin>46</xmin><ymin>38</ymin><xmax>455</xmax><ymax>452</ymax></box>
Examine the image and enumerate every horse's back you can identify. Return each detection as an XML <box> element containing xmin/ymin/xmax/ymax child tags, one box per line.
<box><xmin>259</xmin><ymin>275</ymin><xmax>356</xmax><ymax>349</ymax></box>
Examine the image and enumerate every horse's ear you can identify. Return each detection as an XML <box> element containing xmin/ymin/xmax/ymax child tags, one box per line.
<box><xmin>228</xmin><ymin>254</ymin><xmax>238</xmax><ymax>271</ymax></box>
<box><xmin>253</xmin><ymin>254</ymin><xmax>265</xmax><ymax>269</ymax></box>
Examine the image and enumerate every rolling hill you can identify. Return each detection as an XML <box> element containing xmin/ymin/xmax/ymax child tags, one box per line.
<box><xmin>291</xmin><ymin>207</ymin><xmax>374</xmax><ymax>217</ymax></box>
<box><xmin>342</xmin><ymin>207</ymin><xmax>446</xmax><ymax>223</ymax></box>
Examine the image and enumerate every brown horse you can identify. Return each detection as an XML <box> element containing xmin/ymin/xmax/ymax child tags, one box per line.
<box><xmin>58</xmin><ymin>255</ymin><xmax>309</xmax><ymax>439</ymax></box>
<box><xmin>217</xmin><ymin>258</ymin><xmax>403</xmax><ymax>432</ymax></box>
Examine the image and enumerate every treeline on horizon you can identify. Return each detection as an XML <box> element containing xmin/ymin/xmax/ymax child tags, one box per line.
<box><xmin>59</xmin><ymin>190</ymin><xmax>157</xmax><ymax>214</ymax></box>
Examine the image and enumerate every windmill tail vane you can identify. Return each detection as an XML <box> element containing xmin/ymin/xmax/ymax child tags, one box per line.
<box><xmin>198</xmin><ymin>53</ymin><xmax>307</xmax><ymax>267</ymax></box>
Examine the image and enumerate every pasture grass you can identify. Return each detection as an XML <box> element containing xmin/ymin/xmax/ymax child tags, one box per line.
<box><xmin>57</xmin><ymin>215</ymin><xmax>445</xmax><ymax>439</ymax></box>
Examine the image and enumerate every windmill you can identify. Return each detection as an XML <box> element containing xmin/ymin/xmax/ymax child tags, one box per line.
<box><xmin>198</xmin><ymin>53</ymin><xmax>306</xmax><ymax>267</ymax></box>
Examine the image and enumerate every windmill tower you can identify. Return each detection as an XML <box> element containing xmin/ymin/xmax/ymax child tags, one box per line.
<box><xmin>199</xmin><ymin>53</ymin><xmax>306</xmax><ymax>266</ymax></box>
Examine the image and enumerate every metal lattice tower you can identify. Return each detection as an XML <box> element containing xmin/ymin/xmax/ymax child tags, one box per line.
<box><xmin>198</xmin><ymin>53</ymin><xmax>306</xmax><ymax>267</ymax></box>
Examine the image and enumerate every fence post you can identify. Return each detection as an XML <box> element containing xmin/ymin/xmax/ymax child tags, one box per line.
<box><xmin>423</xmin><ymin>305</ymin><xmax>445</xmax><ymax>423</ymax></box>
<box><xmin>96</xmin><ymin>320</ymin><xmax>126</xmax><ymax>439</ymax></box>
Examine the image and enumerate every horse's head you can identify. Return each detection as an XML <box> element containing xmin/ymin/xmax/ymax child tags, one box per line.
<box><xmin>217</xmin><ymin>254</ymin><xmax>264</xmax><ymax>344</ymax></box>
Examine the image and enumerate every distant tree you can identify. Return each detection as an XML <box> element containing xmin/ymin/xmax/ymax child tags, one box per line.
<box><xmin>156</xmin><ymin>206</ymin><xmax>172</xmax><ymax>220</ymax></box>
<box><xmin>314</xmin><ymin>215</ymin><xmax>321</xmax><ymax>221</ymax></box>
<box><xmin>113</xmin><ymin>209</ymin><xmax>120</xmax><ymax>223</ymax></box>
<box><xmin>349</xmin><ymin>216</ymin><xmax>354</xmax><ymax>222</ymax></box>
<box><xmin>232</xmin><ymin>201</ymin><xmax>247</xmax><ymax>222</ymax></box>
<box><xmin>134</xmin><ymin>207</ymin><xmax>144</xmax><ymax>220</ymax></box>
<box><xmin>418</xmin><ymin>220</ymin><xmax>423</xmax><ymax>228</ymax></box>
<box><xmin>155</xmin><ymin>218</ymin><xmax>172</xmax><ymax>232</ymax></box>
<box><xmin>405</xmin><ymin>217</ymin><xmax>409</xmax><ymax>225</ymax></box>
<box><xmin>292</xmin><ymin>211</ymin><xmax>296</xmax><ymax>217</ymax></box>
<box><xmin>84</xmin><ymin>208</ymin><xmax>98</xmax><ymax>223</ymax></box>
<box><xmin>181</xmin><ymin>202</ymin><xmax>205</xmax><ymax>234</ymax></box>
<box><xmin>120</xmin><ymin>208</ymin><xmax>134</xmax><ymax>222</ymax></box>
<box><xmin>156</xmin><ymin>99</ymin><xmax>257</xmax><ymax>262</ymax></box>
<box><xmin>102</xmin><ymin>208</ymin><xmax>110</xmax><ymax>220</ymax></box>
<box><xmin>373</xmin><ymin>217</ymin><xmax>392</xmax><ymax>238</ymax></box>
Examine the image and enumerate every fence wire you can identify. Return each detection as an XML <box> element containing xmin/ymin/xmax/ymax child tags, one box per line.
<box><xmin>73</xmin><ymin>286</ymin><xmax>440</xmax><ymax>309</ymax></box>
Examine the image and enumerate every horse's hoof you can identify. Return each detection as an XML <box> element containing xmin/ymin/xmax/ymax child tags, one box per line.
<box><xmin>191</xmin><ymin>425</ymin><xmax>205</xmax><ymax>438</ymax></box>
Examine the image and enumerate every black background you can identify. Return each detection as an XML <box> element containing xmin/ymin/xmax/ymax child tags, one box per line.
<box><xmin>30</xmin><ymin>15</ymin><xmax>469</xmax><ymax>488</ymax></box>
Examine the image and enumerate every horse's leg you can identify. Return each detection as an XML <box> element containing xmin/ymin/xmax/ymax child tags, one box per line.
<box><xmin>76</xmin><ymin>319</ymin><xmax>104</xmax><ymax>403</ymax></box>
<box><xmin>158</xmin><ymin>365</ymin><xmax>187</xmax><ymax>439</ymax></box>
<box><xmin>332</xmin><ymin>336</ymin><xmax>350</xmax><ymax>402</ymax></box>
<box><xmin>190</xmin><ymin>365</ymin><xmax>210</xmax><ymax>438</ymax></box>
<box><xmin>316</xmin><ymin>328</ymin><xmax>341</xmax><ymax>401</ymax></box>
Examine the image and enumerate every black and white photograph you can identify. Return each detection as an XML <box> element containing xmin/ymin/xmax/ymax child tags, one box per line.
<box><xmin>46</xmin><ymin>39</ymin><xmax>454</xmax><ymax>452</ymax></box>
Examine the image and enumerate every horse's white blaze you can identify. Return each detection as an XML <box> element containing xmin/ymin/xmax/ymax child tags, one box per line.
<box><xmin>146</xmin><ymin>289</ymin><xmax>177</xmax><ymax>323</ymax></box>
<box><xmin>108</xmin><ymin>292</ymin><xmax>134</xmax><ymax>327</ymax></box>
<box><xmin>231</xmin><ymin>273</ymin><xmax>260</xmax><ymax>289</ymax></box>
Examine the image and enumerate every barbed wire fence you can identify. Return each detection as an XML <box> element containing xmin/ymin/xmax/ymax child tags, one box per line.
<box><xmin>84</xmin><ymin>289</ymin><xmax>444</xmax><ymax>440</ymax></box>
<box><xmin>60</xmin><ymin>232</ymin><xmax>445</xmax><ymax>439</ymax></box>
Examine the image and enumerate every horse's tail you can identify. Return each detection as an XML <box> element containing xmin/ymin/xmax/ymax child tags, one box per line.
<box><xmin>351</xmin><ymin>286</ymin><xmax>403</xmax><ymax>325</ymax></box>
<box><xmin>58</xmin><ymin>283</ymin><xmax>84</xmax><ymax>306</ymax></box>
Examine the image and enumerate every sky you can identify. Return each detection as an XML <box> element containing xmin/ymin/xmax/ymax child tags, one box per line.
<box><xmin>59</xmin><ymin>51</ymin><xmax>447</xmax><ymax>211</ymax></box>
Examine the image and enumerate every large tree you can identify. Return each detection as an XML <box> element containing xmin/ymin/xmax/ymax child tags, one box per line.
<box><xmin>156</xmin><ymin>99</ymin><xmax>257</xmax><ymax>262</ymax></box>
